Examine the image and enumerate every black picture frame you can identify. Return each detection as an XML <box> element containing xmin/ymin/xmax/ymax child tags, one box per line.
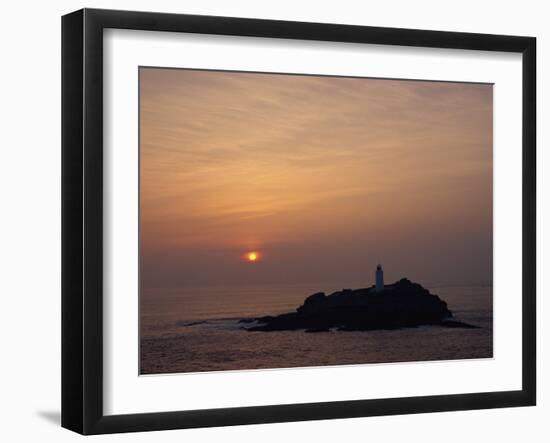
<box><xmin>62</xmin><ymin>8</ymin><xmax>536</xmax><ymax>435</ymax></box>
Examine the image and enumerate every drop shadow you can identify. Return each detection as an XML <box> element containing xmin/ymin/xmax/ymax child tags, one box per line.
<box><xmin>36</xmin><ymin>410</ymin><xmax>61</xmax><ymax>426</ymax></box>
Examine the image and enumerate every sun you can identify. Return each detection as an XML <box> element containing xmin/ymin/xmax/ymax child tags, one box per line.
<box><xmin>245</xmin><ymin>251</ymin><xmax>260</xmax><ymax>262</ymax></box>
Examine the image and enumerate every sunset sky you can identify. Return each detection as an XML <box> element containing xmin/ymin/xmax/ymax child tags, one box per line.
<box><xmin>140</xmin><ymin>68</ymin><xmax>492</xmax><ymax>290</ymax></box>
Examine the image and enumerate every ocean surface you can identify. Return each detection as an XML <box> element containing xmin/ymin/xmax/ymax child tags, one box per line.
<box><xmin>140</xmin><ymin>284</ymin><xmax>492</xmax><ymax>374</ymax></box>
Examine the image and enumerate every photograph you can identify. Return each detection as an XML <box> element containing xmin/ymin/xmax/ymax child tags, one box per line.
<box><xmin>139</xmin><ymin>67</ymin><xmax>494</xmax><ymax>375</ymax></box>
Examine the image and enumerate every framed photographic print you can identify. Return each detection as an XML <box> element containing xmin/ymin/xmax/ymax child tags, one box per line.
<box><xmin>61</xmin><ymin>8</ymin><xmax>536</xmax><ymax>435</ymax></box>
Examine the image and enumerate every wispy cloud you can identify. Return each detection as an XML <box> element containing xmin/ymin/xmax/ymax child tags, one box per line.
<box><xmin>140</xmin><ymin>68</ymin><xmax>492</xmax><ymax>287</ymax></box>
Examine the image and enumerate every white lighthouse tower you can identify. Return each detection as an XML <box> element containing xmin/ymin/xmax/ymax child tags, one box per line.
<box><xmin>375</xmin><ymin>264</ymin><xmax>384</xmax><ymax>292</ymax></box>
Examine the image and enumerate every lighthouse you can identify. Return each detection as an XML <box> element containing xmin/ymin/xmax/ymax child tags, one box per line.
<box><xmin>375</xmin><ymin>264</ymin><xmax>384</xmax><ymax>292</ymax></box>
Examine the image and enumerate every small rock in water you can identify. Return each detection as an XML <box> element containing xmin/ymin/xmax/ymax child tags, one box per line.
<box><xmin>440</xmin><ymin>319</ymin><xmax>479</xmax><ymax>329</ymax></box>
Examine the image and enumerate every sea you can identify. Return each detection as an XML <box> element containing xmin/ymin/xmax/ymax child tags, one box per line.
<box><xmin>140</xmin><ymin>284</ymin><xmax>493</xmax><ymax>374</ymax></box>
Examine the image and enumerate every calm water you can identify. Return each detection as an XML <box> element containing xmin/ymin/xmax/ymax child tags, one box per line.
<box><xmin>140</xmin><ymin>284</ymin><xmax>492</xmax><ymax>374</ymax></box>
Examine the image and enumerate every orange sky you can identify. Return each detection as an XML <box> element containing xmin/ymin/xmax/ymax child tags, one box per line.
<box><xmin>140</xmin><ymin>68</ymin><xmax>492</xmax><ymax>289</ymax></box>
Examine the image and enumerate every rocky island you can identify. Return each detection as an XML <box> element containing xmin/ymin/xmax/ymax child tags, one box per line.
<box><xmin>242</xmin><ymin>267</ymin><xmax>478</xmax><ymax>332</ymax></box>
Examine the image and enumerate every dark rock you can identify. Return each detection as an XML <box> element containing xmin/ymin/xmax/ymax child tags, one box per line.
<box><xmin>256</xmin><ymin>315</ymin><xmax>276</xmax><ymax>323</ymax></box>
<box><xmin>440</xmin><ymin>319</ymin><xmax>479</xmax><ymax>329</ymax></box>
<box><xmin>176</xmin><ymin>320</ymin><xmax>207</xmax><ymax>327</ymax></box>
<box><xmin>246</xmin><ymin>279</ymin><xmax>467</xmax><ymax>332</ymax></box>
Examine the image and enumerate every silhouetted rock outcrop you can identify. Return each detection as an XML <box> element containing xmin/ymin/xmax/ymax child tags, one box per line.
<box><xmin>245</xmin><ymin>278</ymin><xmax>477</xmax><ymax>332</ymax></box>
